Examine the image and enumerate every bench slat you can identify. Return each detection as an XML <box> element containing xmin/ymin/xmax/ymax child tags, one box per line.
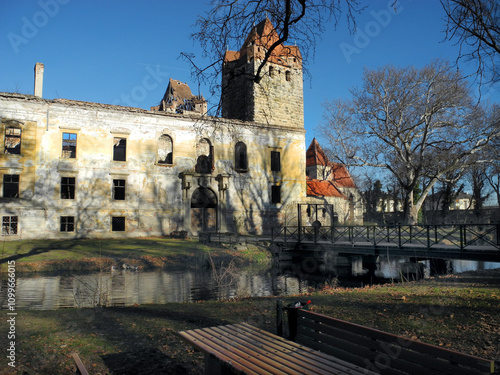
<box><xmin>179</xmin><ymin>330</ymin><xmax>264</xmax><ymax>375</ymax></box>
<box><xmin>213</xmin><ymin>326</ymin><xmax>325</xmax><ymax>375</ymax></box>
<box><xmin>218</xmin><ymin>324</ymin><xmax>363</xmax><ymax>375</ymax></box>
<box><xmin>200</xmin><ymin>326</ymin><xmax>302</xmax><ymax>375</ymax></box>
<box><xmin>234</xmin><ymin>323</ymin><xmax>372</xmax><ymax>375</ymax></box>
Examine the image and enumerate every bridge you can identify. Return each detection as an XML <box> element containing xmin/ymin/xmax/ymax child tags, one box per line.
<box><xmin>271</xmin><ymin>223</ymin><xmax>500</xmax><ymax>261</ymax></box>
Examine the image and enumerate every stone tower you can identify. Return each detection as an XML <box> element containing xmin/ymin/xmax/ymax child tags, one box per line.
<box><xmin>222</xmin><ymin>18</ymin><xmax>304</xmax><ymax>128</ymax></box>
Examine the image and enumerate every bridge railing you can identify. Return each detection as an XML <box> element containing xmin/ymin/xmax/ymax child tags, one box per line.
<box><xmin>271</xmin><ymin>224</ymin><xmax>500</xmax><ymax>251</ymax></box>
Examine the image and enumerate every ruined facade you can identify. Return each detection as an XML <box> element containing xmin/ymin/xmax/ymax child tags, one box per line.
<box><xmin>0</xmin><ymin>21</ymin><xmax>360</xmax><ymax>240</ymax></box>
<box><xmin>151</xmin><ymin>78</ymin><xmax>207</xmax><ymax>114</ymax></box>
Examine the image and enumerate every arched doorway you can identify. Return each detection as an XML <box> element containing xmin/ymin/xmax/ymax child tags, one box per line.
<box><xmin>191</xmin><ymin>187</ymin><xmax>217</xmax><ymax>233</ymax></box>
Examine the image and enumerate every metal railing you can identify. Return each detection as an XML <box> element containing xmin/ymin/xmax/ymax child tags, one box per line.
<box><xmin>271</xmin><ymin>224</ymin><xmax>500</xmax><ymax>251</ymax></box>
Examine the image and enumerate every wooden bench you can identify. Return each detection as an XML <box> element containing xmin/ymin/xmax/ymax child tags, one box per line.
<box><xmin>291</xmin><ymin>309</ymin><xmax>498</xmax><ymax>375</ymax></box>
<box><xmin>179</xmin><ymin>322</ymin><xmax>379</xmax><ymax>374</ymax></box>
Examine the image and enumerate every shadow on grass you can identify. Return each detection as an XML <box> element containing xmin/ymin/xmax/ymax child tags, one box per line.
<box><xmin>102</xmin><ymin>348</ymin><xmax>189</xmax><ymax>375</ymax></box>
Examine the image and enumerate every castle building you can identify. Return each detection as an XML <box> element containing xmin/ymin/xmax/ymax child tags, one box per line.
<box><xmin>0</xmin><ymin>21</ymin><xmax>360</xmax><ymax>240</ymax></box>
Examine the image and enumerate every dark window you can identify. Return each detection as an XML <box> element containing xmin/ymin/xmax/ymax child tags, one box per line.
<box><xmin>113</xmin><ymin>179</ymin><xmax>126</xmax><ymax>200</ymax></box>
<box><xmin>62</xmin><ymin>132</ymin><xmax>77</xmax><ymax>158</ymax></box>
<box><xmin>269</xmin><ymin>66</ymin><xmax>275</xmax><ymax>77</ymax></box>
<box><xmin>113</xmin><ymin>137</ymin><xmax>126</xmax><ymax>161</ymax></box>
<box><xmin>271</xmin><ymin>151</ymin><xmax>281</xmax><ymax>172</ymax></box>
<box><xmin>5</xmin><ymin>128</ymin><xmax>21</xmax><ymax>154</ymax></box>
<box><xmin>2</xmin><ymin>216</ymin><xmax>18</xmax><ymax>235</ymax></box>
<box><xmin>235</xmin><ymin>142</ymin><xmax>248</xmax><ymax>171</ymax></box>
<box><xmin>196</xmin><ymin>138</ymin><xmax>213</xmax><ymax>174</ymax></box>
<box><xmin>285</xmin><ymin>70</ymin><xmax>291</xmax><ymax>81</ymax></box>
<box><xmin>158</xmin><ymin>134</ymin><xmax>173</xmax><ymax>164</ymax></box>
<box><xmin>3</xmin><ymin>174</ymin><xmax>19</xmax><ymax>198</ymax></box>
<box><xmin>60</xmin><ymin>216</ymin><xmax>74</xmax><ymax>232</ymax></box>
<box><xmin>271</xmin><ymin>185</ymin><xmax>281</xmax><ymax>204</ymax></box>
<box><xmin>61</xmin><ymin>177</ymin><xmax>75</xmax><ymax>199</ymax></box>
<box><xmin>112</xmin><ymin>216</ymin><xmax>125</xmax><ymax>231</ymax></box>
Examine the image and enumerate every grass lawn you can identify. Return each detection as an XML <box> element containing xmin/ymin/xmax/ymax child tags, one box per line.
<box><xmin>2</xmin><ymin>269</ymin><xmax>499</xmax><ymax>374</ymax></box>
<box><xmin>0</xmin><ymin>238</ymin><xmax>271</xmax><ymax>272</ymax></box>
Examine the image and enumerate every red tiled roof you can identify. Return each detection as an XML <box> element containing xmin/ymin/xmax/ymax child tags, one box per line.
<box><xmin>306</xmin><ymin>179</ymin><xmax>347</xmax><ymax>198</ymax></box>
<box><xmin>224</xmin><ymin>18</ymin><xmax>302</xmax><ymax>66</ymax></box>
<box><xmin>306</xmin><ymin>138</ymin><xmax>328</xmax><ymax>166</ymax></box>
<box><xmin>329</xmin><ymin>163</ymin><xmax>356</xmax><ymax>188</ymax></box>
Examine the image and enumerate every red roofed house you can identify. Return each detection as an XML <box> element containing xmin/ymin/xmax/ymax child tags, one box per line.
<box><xmin>305</xmin><ymin>139</ymin><xmax>363</xmax><ymax>224</ymax></box>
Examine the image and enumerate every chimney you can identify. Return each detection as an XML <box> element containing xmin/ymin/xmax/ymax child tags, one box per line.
<box><xmin>34</xmin><ymin>62</ymin><xmax>44</xmax><ymax>98</ymax></box>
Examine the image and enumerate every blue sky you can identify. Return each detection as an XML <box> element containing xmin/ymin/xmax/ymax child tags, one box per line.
<box><xmin>1</xmin><ymin>0</ymin><xmax>498</xmax><ymax>147</ymax></box>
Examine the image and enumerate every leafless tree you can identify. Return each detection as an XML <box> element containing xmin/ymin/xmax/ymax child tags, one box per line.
<box><xmin>441</xmin><ymin>0</ymin><xmax>500</xmax><ymax>85</ymax></box>
<box><xmin>183</xmin><ymin>0</ymin><xmax>364</xmax><ymax>114</ymax></box>
<box><xmin>319</xmin><ymin>60</ymin><xmax>500</xmax><ymax>224</ymax></box>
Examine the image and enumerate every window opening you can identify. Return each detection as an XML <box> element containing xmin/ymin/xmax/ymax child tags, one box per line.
<box><xmin>196</xmin><ymin>138</ymin><xmax>213</xmax><ymax>174</ymax></box>
<box><xmin>235</xmin><ymin>142</ymin><xmax>248</xmax><ymax>171</ymax></box>
<box><xmin>271</xmin><ymin>151</ymin><xmax>281</xmax><ymax>172</ymax></box>
<box><xmin>113</xmin><ymin>179</ymin><xmax>126</xmax><ymax>200</ymax></box>
<box><xmin>112</xmin><ymin>216</ymin><xmax>126</xmax><ymax>231</ymax></box>
<box><xmin>62</xmin><ymin>132</ymin><xmax>77</xmax><ymax>158</ymax></box>
<box><xmin>2</xmin><ymin>216</ymin><xmax>17</xmax><ymax>235</ymax></box>
<box><xmin>5</xmin><ymin>128</ymin><xmax>21</xmax><ymax>154</ymax></box>
<box><xmin>158</xmin><ymin>134</ymin><xmax>173</xmax><ymax>164</ymax></box>
<box><xmin>61</xmin><ymin>177</ymin><xmax>76</xmax><ymax>199</ymax></box>
<box><xmin>113</xmin><ymin>137</ymin><xmax>126</xmax><ymax>161</ymax></box>
<box><xmin>285</xmin><ymin>70</ymin><xmax>291</xmax><ymax>81</ymax></box>
<box><xmin>271</xmin><ymin>185</ymin><xmax>281</xmax><ymax>204</ymax></box>
<box><xmin>60</xmin><ymin>216</ymin><xmax>75</xmax><ymax>232</ymax></box>
<box><xmin>3</xmin><ymin>174</ymin><xmax>19</xmax><ymax>198</ymax></box>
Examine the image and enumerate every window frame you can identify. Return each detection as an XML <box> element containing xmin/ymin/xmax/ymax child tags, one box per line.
<box><xmin>61</xmin><ymin>176</ymin><xmax>76</xmax><ymax>199</ymax></box>
<box><xmin>60</xmin><ymin>216</ymin><xmax>75</xmax><ymax>232</ymax></box>
<box><xmin>271</xmin><ymin>151</ymin><xmax>281</xmax><ymax>172</ymax></box>
<box><xmin>112</xmin><ymin>179</ymin><xmax>126</xmax><ymax>200</ymax></box>
<box><xmin>111</xmin><ymin>216</ymin><xmax>126</xmax><ymax>232</ymax></box>
<box><xmin>3</xmin><ymin>174</ymin><xmax>19</xmax><ymax>198</ymax></box>
<box><xmin>2</xmin><ymin>216</ymin><xmax>18</xmax><ymax>235</ymax></box>
<box><xmin>113</xmin><ymin>137</ymin><xmax>127</xmax><ymax>161</ymax></box>
<box><xmin>234</xmin><ymin>141</ymin><xmax>248</xmax><ymax>172</ymax></box>
<box><xmin>62</xmin><ymin>132</ymin><xmax>77</xmax><ymax>158</ymax></box>
<box><xmin>4</xmin><ymin>127</ymin><xmax>22</xmax><ymax>155</ymax></box>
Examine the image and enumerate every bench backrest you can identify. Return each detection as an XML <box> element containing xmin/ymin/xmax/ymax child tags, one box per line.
<box><xmin>294</xmin><ymin>309</ymin><xmax>496</xmax><ymax>375</ymax></box>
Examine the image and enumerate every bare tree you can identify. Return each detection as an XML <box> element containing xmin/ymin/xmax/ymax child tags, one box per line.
<box><xmin>319</xmin><ymin>60</ymin><xmax>500</xmax><ymax>224</ymax></box>
<box><xmin>183</xmin><ymin>0</ymin><xmax>363</xmax><ymax>114</ymax></box>
<box><xmin>441</xmin><ymin>0</ymin><xmax>500</xmax><ymax>85</ymax></box>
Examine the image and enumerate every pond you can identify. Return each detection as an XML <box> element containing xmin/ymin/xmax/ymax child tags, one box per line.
<box><xmin>1</xmin><ymin>255</ymin><xmax>499</xmax><ymax>310</ymax></box>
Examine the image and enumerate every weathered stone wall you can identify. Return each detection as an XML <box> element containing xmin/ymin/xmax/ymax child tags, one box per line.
<box><xmin>0</xmin><ymin>94</ymin><xmax>306</xmax><ymax>240</ymax></box>
<box><xmin>221</xmin><ymin>59</ymin><xmax>304</xmax><ymax>129</ymax></box>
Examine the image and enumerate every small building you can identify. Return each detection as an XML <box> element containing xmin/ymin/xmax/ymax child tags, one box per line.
<box><xmin>305</xmin><ymin>139</ymin><xmax>363</xmax><ymax>224</ymax></box>
<box><xmin>424</xmin><ymin>191</ymin><xmax>475</xmax><ymax>211</ymax></box>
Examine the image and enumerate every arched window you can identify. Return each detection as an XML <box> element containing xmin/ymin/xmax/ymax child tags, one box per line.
<box><xmin>158</xmin><ymin>134</ymin><xmax>173</xmax><ymax>164</ymax></box>
<box><xmin>269</xmin><ymin>66</ymin><xmax>275</xmax><ymax>78</ymax></box>
<box><xmin>196</xmin><ymin>138</ymin><xmax>213</xmax><ymax>174</ymax></box>
<box><xmin>285</xmin><ymin>70</ymin><xmax>291</xmax><ymax>82</ymax></box>
<box><xmin>234</xmin><ymin>142</ymin><xmax>248</xmax><ymax>172</ymax></box>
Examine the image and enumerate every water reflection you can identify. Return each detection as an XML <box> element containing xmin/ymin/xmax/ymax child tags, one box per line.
<box><xmin>1</xmin><ymin>256</ymin><xmax>498</xmax><ymax>310</ymax></box>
